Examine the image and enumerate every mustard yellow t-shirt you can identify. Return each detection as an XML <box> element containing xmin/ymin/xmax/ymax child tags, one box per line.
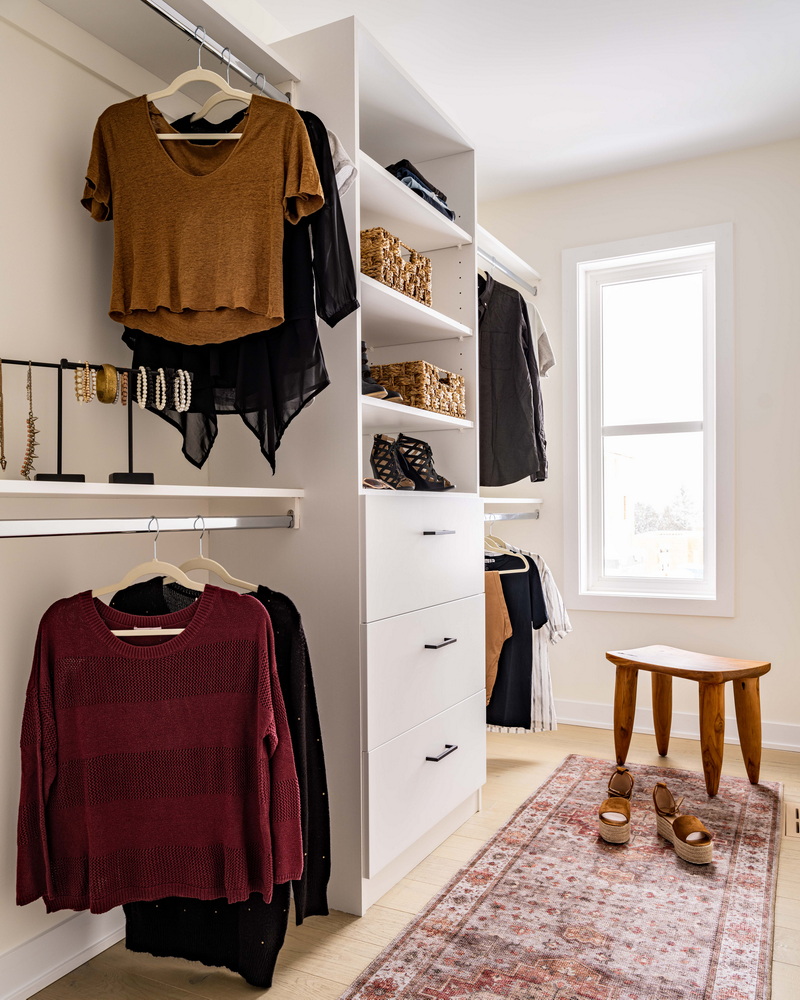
<box><xmin>82</xmin><ymin>95</ymin><xmax>324</xmax><ymax>345</ymax></box>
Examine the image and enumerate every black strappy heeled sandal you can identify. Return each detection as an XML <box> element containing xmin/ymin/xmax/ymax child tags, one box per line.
<box><xmin>370</xmin><ymin>435</ymin><xmax>415</xmax><ymax>490</ymax></box>
<box><xmin>395</xmin><ymin>433</ymin><xmax>455</xmax><ymax>491</ymax></box>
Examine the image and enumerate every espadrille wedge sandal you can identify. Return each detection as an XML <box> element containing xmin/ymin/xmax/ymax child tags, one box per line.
<box><xmin>652</xmin><ymin>782</ymin><xmax>713</xmax><ymax>865</ymax></box>
<box><xmin>598</xmin><ymin>796</ymin><xmax>631</xmax><ymax>844</ymax></box>
<box><xmin>607</xmin><ymin>765</ymin><xmax>634</xmax><ymax>799</ymax></box>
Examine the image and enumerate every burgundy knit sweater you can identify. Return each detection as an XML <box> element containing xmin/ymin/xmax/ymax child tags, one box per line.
<box><xmin>17</xmin><ymin>585</ymin><xmax>303</xmax><ymax>914</ymax></box>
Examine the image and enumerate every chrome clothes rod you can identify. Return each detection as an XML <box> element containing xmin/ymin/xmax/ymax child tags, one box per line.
<box><xmin>483</xmin><ymin>511</ymin><xmax>540</xmax><ymax>522</ymax></box>
<box><xmin>476</xmin><ymin>247</ymin><xmax>538</xmax><ymax>298</ymax></box>
<box><xmin>138</xmin><ymin>0</ymin><xmax>289</xmax><ymax>103</ymax></box>
<box><xmin>0</xmin><ymin>514</ymin><xmax>293</xmax><ymax>540</ymax></box>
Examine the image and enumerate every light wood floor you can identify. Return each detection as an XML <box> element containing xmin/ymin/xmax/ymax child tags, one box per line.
<box><xmin>34</xmin><ymin>725</ymin><xmax>800</xmax><ymax>999</ymax></box>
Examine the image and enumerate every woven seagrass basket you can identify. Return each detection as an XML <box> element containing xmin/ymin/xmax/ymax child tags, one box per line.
<box><xmin>360</xmin><ymin>227</ymin><xmax>432</xmax><ymax>307</ymax></box>
<box><xmin>369</xmin><ymin>360</ymin><xmax>466</xmax><ymax>419</ymax></box>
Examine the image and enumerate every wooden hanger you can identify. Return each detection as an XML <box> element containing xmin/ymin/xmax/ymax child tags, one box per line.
<box><xmin>147</xmin><ymin>30</ymin><xmax>250</xmax><ymax>140</ymax></box>
<box><xmin>92</xmin><ymin>519</ymin><xmax>203</xmax><ymax>634</ymax></box>
<box><xmin>175</xmin><ymin>517</ymin><xmax>257</xmax><ymax>592</ymax></box>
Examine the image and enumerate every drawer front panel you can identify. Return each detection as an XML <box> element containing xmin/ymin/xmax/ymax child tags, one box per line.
<box><xmin>363</xmin><ymin>494</ymin><xmax>483</xmax><ymax>621</ymax></box>
<box><xmin>364</xmin><ymin>595</ymin><xmax>485</xmax><ymax>750</ymax></box>
<box><xmin>365</xmin><ymin>690</ymin><xmax>486</xmax><ymax>877</ymax></box>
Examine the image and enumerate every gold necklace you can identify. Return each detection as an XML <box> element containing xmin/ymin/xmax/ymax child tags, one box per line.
<box><xmin>20</xmin><ymin>362</ymin><xmax>38</xmax><ymax>480</ymax></box>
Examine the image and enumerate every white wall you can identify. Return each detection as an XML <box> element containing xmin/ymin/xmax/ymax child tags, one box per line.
<box><xmin>480</xmin><ymin>138</ymin><xmax>800</xmax><ymax>747</ymax></box>
<box><xmin>0</xmin><ymin>1</ymin><xmax>212</xmax><ymax>985</ymax></box>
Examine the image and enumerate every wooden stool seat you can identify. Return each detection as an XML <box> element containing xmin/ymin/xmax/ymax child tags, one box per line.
<box><xmin>606</xmin><ymin>644</ymin><xmax>771</xmax><ymax>797</ymax></box>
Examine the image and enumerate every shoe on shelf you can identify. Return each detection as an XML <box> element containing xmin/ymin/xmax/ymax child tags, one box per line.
<box><xmin>608</xmin><ymin>765</ymin><xmax>635</xmax><ymax>800</ymax></box>
<box><xmin>396</xmin><ymin>433</ymin><xmax>455</xmax><ymax>491</ymax></box>
<box><xmin>361</xmin><ymin>341</ymin><xmax>387</xmax><ymax>398</ymax></box>
<box><xmin>652</xmin><ymin>782</ymin><xmax>713</xmax><ymax>865</ymax></box>
<box><xmin>370</xmin><ymin>435</ymin><xmax>414</xmax><ymax>490</ymax></box>
<box><xmin>362</xmin><ymin>477</ymin><xmax>395</xmax><ymax>490</ymax></box>
<box><xmin>598</xmin><ymin>796</ymin><xmax>631</xmax><ymax>844</ymax></box>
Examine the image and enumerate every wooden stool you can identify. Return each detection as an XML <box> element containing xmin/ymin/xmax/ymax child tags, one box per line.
<box><xmin>606</xmin><ymin>645</ymin><xmax>771</xmax><ymax>796</ymax></box>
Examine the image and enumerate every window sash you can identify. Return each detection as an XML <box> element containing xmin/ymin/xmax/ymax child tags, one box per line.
<box><xmin>581</xmin><ymin>249</ymin><xmax>717</xmax><ymax>600</ymax></box>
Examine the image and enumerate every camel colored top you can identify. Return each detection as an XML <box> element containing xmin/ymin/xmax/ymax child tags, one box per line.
<box><xmin>82</xmin><ymin>96</ymin><xmax>324</xmax><ymax>345</ymax></box>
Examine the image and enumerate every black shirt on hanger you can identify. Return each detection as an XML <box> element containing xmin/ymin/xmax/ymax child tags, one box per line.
<box><xmin>478</xmin><ymin>273</ymin><xmax>547</xmax><ymax>487</ymax></box>
<box><xmin>111</xmin><ymin>578</ymin><xmax>330</xmax><ymax>988</ymax></box>
<box><xmin>485</xmin><ymin>553</ymin><xmax>548</xmax><ymax>731</ymax></box>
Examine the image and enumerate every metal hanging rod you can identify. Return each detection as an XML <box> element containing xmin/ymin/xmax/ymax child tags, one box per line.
<box><xmin>483</xmin><ymin>511</ymin><xmax>540</xmax><ymax>522</ymax></box>
<box><xmin>0</xmin><ymin>514</ymin><xmax>294</xmax><ymax>540</ymax></box>
<box><xmin>477</xmin><ymin>247</ymin><xmax>539</xmax><ymax>298</ymax></box>
<box><xmin>138</xmin><ymin>0</ymin><xmax>289</xmax><ymax>103</ymax></box>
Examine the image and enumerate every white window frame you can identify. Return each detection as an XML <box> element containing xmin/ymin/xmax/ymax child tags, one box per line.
<box><xmin>563</xmin><ymin>224</ymin><xmax>734</xmax><ymax>616</ymax></box>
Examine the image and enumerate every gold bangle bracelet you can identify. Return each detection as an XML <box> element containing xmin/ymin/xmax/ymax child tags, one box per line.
<box><xmin>96</xmin><ymin>364</ymin><xmax>118</xmax><ymax>404</ymax></box>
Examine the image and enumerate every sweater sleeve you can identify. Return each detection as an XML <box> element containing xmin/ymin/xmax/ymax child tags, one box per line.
<box><xmin>17</xmin><ymin>625</ymin><xmax>57</xmax><ymax>906</ymax></box>
<box><xmin>263</xmin><ymin>618</ymin><xmax>304</xmax><ymax>885</ymax></box>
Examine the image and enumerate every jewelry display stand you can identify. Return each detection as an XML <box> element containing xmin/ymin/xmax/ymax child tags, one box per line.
<box><xmin>0</xmin><ymin>357</ymin><xmax>156</xmax><ymax>484</ymax></box>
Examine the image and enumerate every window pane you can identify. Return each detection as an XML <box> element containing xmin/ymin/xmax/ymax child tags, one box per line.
<box><xmin>603</xmin><ymin>432</ymin><xmax>703</xmax><ymax>579</ymax></box>
<box><xmin>602</xmin><ymin>273</ymin><xmax>704</xmax><ymax>425</ymax></box>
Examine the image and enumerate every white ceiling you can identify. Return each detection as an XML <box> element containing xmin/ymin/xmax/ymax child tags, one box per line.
<box><xmin>259</xmin><ymin>0</ymin><xmax>800</xmax><ymax>199</ymax></box>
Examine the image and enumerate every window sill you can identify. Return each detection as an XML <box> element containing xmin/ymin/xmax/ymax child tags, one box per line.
<box><xmin>565</xmin><ymin>590</ymin><xmax>734</xmax><ymax>618</ymax></box>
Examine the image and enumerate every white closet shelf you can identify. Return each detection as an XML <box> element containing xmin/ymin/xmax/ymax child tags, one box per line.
<box><xmin>360</xmin><ymin>274</ymin><xmax>472</xmax><ymax>347</ymax></box>
<box><xmin>359</xmin><ymin>151</ymin><xmax>472</xmax><ymax>253</ymax></box>
<box><xmin>480</xmin><ymin>497</ymin><xmax>543</xmax><ymax>505</ymax></box>
<box><xmin>476</xmin><ymin>225</ymin><xmax>541</xmax><ymax>287</ymax></box>
<box><xmin>362</xmin><ymin>396</ymin><xmax>473</xmax><ymax>434</ymax></box>
<box><xmin>0</xmin><ymin>482</ymin><xmax>304</xmax><ymax>500</ymax></box>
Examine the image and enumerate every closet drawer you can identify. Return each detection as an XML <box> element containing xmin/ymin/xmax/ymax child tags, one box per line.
<box><xmin>364</xmin><ymin>690</ymin><xmax>486</xmax><ymax>877</ymax></box>
<box><xmin>362</xmin><ymin>494</ymin><xmax>483</xmax><ymax>621</ymax></box>
<box><xmin>363</xmin><ymin>595</ymin><xmax>484</xmax><ymax>750</ymax></box>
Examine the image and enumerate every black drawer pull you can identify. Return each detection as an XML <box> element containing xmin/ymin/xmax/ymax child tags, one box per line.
<box><xmin>424</xmin><ymin>637</ymin><xmax>458</xmax><ymax>650</ymax></box>
<box><xmin>423</xmin><ymin>529</ymin><xmax>456</xmax><ymax>535</ymax></box>
<box><xmin>425</xmin><ymin>743</ymin><xmax>459</xmax><ymax>762</ymax></box>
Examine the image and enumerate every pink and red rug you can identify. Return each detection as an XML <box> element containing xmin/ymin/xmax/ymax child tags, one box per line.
<box><xmin>341</xmin><ymin>754</ymin><xmax>781</xmax><ymax>1000</ymax></box>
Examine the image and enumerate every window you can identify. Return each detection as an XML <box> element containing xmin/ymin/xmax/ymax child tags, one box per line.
<box><xmin>563</xmin><ymin>225</ymin><xmax>733</xmax><ymax>615</ymax></box>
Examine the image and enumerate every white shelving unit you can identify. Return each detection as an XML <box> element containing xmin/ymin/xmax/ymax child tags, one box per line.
<box><xmin>0</xmin><ymin>482</ymin><xmax>303</xmax><ymax>500</ymax></box>
<box><xmin>362</xmin><ymin>396</ymin><xmax>473</xmax><ymax>433</ymax></box>
<box><xmin>359</xmin><ymin>151</ymin><xmax>472</xmax><ymax>253</ymax></box>
<box><xmin>481</xmin><ymin>496</ymin><xmax>543</xmax><ymax>505</ymax></box>
<box><xmin>477</xmin><ymin>223</ymin><xmax>541</xmax><ymax>297</ymax></box>
<box><xmin>360</xmin><ymin>274</ymin><xmax>472</xmax><ymax>347</ymax></box>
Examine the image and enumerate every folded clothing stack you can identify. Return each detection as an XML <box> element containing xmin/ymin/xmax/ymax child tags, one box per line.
<box><xmin>385</xmin><ymin>159</ymin><xmax>456</xmax><ymax>222</ymax></box>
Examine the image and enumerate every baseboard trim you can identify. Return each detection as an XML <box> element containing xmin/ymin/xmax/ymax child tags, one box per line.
<box><xmin>554</xmin><ymin>698</ymin><xmax>800</xmax><ymax>753</ymax></box>
<box><xmin>0</xmin><ymin>908</ymin><xmax>124</xmax><ymax>1000</ymax></box>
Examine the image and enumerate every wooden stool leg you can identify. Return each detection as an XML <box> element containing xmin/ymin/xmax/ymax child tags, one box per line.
<box><xmin>733</xmin><ymin>677</ymin><xmax>762</xmax><ymax>784</ymax></box>
<box><xmin>699</xmin><ymin>682</ymin><xmax>725</xmax><ymax>796</ymax></box>
<box><xmin>652</xmin><ymin>673</ymin><xmax>672</xmax><ymax>756</ymax></box>
<box><xmin>613</xmin><ymin>666</ymin><xmax>638</xmax><ymax>765</ymax></box>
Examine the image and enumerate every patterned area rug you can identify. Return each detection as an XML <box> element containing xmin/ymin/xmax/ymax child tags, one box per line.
<box><xmin>342</xmin><ymin>754</ymin><xmax>781</xmax><ymax>1000</ymax></box>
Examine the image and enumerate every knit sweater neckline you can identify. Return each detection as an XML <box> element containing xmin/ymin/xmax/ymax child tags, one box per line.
<box><xmin>79</xmin><ymin>584</ymin><xmax>219</xmax><ymax>658</ymax></box>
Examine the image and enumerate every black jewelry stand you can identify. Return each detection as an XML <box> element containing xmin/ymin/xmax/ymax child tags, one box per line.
<box><xmin>1</xmin><ymin>358</ymin><xmax>154</xmax><ymax>484</ymax></box>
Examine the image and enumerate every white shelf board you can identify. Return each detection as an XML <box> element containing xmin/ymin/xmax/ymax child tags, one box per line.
<box><xmin>477</xmin><ymin>225</ymin><xmax>541</xmax><ymax>286</ymax></box>
<box><xmin>359</xmin><ymin>152</ymin><xmax>471</xmax><ymax>254</ymax></box>
<box><xmin>360</xmin><ymin>274</ymin><xmax>472</xmax><ymax>347</ymax></box>
<box><xmin>0</xmin><ymin>482</ymin><xmax>303</xmax><ymax>500</ymax></box>
<box><xmin>480</xmin><ymin>497</ymin><xmax>543</xmax><ymax>505</ymax></box>
<box><xmin>361</xmin><ymin>397</ymin><xmax>473</xmax><ymax>434</ymax></box>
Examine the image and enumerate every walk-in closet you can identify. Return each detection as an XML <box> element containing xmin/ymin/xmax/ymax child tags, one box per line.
<box><xmin>1</xmin><ymin>2</ymin><xmax>798</xmax><ymax>999</ymax></box>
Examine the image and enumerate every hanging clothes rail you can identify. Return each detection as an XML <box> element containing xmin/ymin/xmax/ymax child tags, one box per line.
<box><xmin>484</xmin><ymin>511</ymin><xmax>540</xmax><ymax>522</ymax></box>
<box><xmin>138</xmin><ymin>0</ymin><xmax>290</xmax><ymax>103</ymax></box>
<box><xmin>476</xmin><ymin>247</ymin><xmax>539</xmax><ymax>298</ymax></box>
<box><xmin>0</xmin><ymin>514</ymin><xmax>294</xmax><ymax>540</ymax></box>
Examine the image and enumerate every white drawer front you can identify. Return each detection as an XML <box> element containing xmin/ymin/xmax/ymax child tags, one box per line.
<box><xmin>364</xmin><ymin>690</ymin><xmax>486</xmax><ymax>877</ymax></box>
<box><xmin>363</xmin><ymin>595</ymin><xmax>485</xmax><ymax>750</ymax></box>
<box><xmin>363</xmin><ymin>494</ymin><xmax>483</xmax><ymax>621</ymax></box>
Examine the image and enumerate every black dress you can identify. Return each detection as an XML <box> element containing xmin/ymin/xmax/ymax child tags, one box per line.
<box><xmin>485</xmin><ymin>554</ymin><xmax>548</xmax><ymax>730</ymax></box>
<box><xmin>126</xmin><ymin>108</ymin><xmax>358</xmax><ymax>469</ymax></box>
<box><xmin>478</xmin><ymin>274</ymin><xmax>547</xmax><ymax>486</ymax></box>
<box><xmin>111</xmin><ymin>578</ymin><xmax>330</xmax><ymax>988</ymax></box>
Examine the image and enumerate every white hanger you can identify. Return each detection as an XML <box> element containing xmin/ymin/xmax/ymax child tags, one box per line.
<box><xmin>147</xmin><ymin>28</ymin><xmax>250</xmax><ymax>140</ymax></box>
<box><xmin>92</xmin><ymin>519</ymin><xmax>204</xmax><ymax>637</ymax></box>
<box><xmin>175</xmin><ymin>516</ymin><xmax>257</xmax><ymax>592</ymax></box>
<box><xmin>190</xmin><ymin>48</ymin><xmax>256</xmax><ymax>123</ymax></box>
<box><xmin>484</xmin><ymin>529</ymin><xmax>528</xmax><ymax>574</ymax></box>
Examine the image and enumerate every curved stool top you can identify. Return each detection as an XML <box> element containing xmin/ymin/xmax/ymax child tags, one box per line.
<box><xmin>606</xmin><ymin>644</ymin><xmax>770</xmax><ymax>684</ymax></box>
